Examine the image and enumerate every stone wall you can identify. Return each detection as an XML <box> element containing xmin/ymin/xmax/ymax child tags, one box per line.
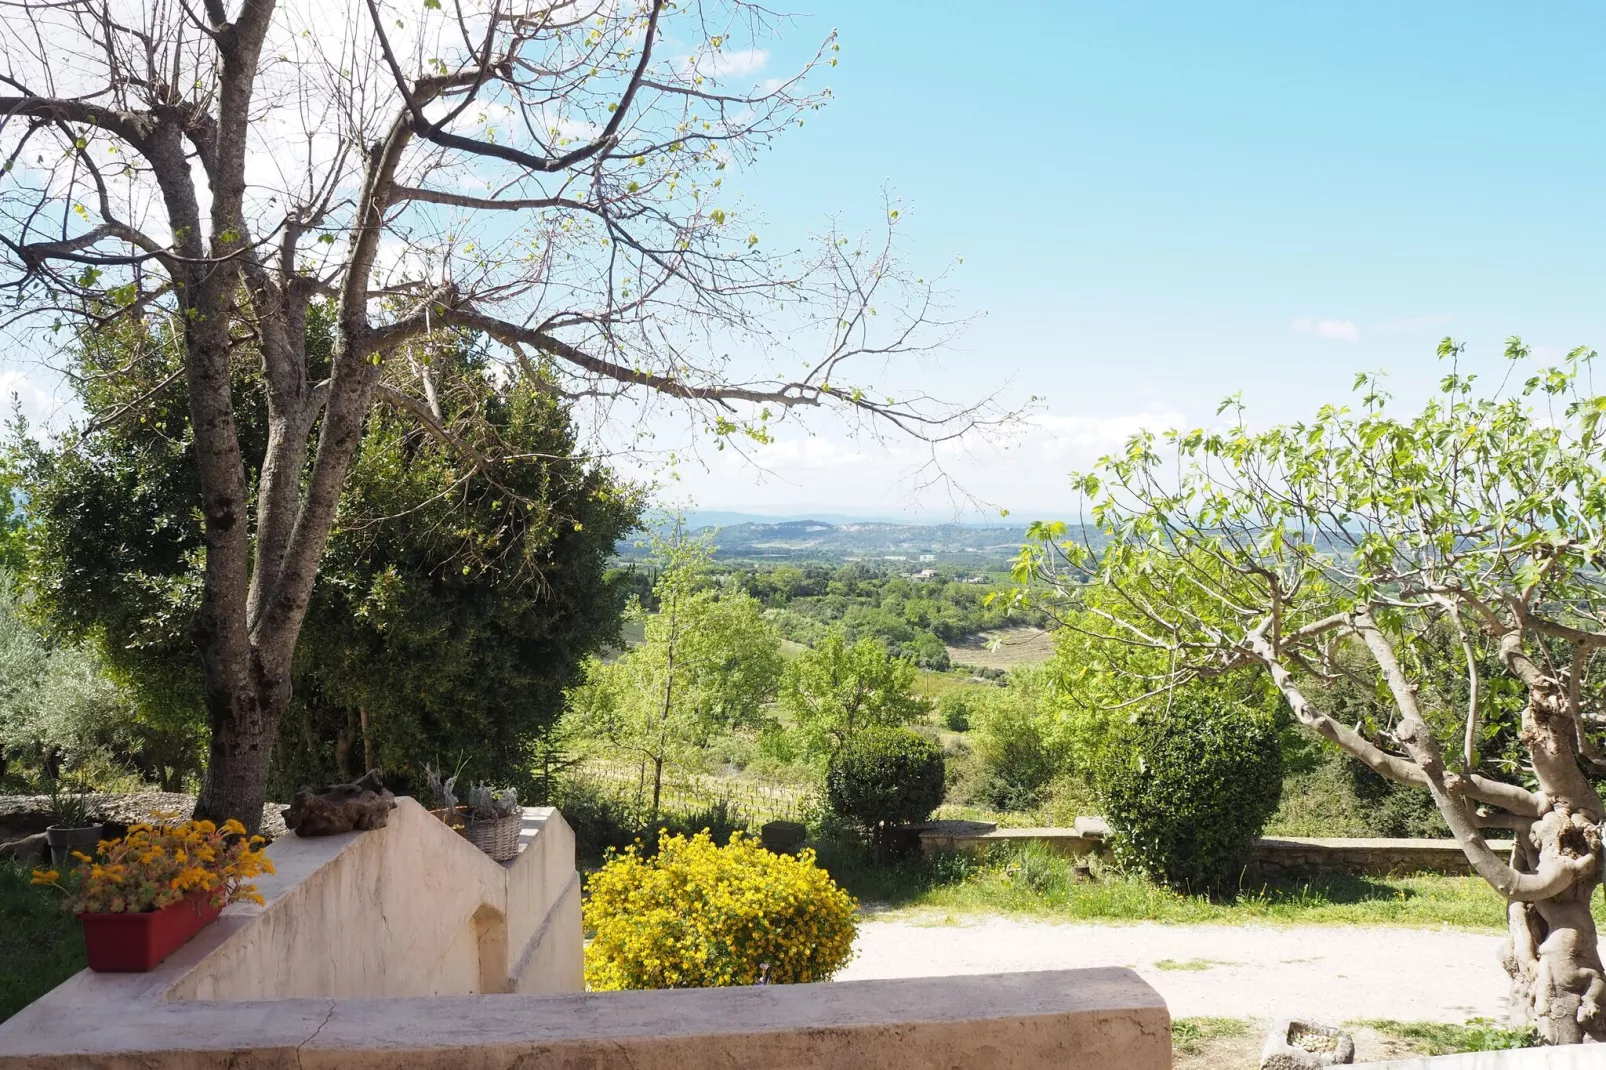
<box><xmin>915</xmin><ymin>818</ymin><xmax>1508</xmax><ymax>879</ymax></box>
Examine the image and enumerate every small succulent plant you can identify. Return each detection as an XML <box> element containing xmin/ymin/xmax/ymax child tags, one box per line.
<box><xmin>465</xmin><ymin>782</ymin><xmax>519</xmax><ymax>821</ymax></box>
<box><xmin>422</xmin><ymin>761</ymin><xmax>463</xmax><ymax>812</ymax></box>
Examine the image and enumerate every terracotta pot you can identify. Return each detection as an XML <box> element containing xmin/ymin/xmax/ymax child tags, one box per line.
<box><xmin>79</xmin><ymin>891</ymin><xmax>222</xmax><ymax>972</ymax></box>
<box><xmin>429</xmin><ymin>806</ymin><xmax>468</xmax><ymax>831</ymax></box>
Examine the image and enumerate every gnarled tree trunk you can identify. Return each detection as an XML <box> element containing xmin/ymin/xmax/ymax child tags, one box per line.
<box><xmin>1505</xmin><ymin>876</ymin><xmax>1606</xmax><ymax>1044</ymax></box>
<box><xmin>1498</xmin><ymin>686</ymin><xmax>1606</xmax><ymax>1044</ymax></box>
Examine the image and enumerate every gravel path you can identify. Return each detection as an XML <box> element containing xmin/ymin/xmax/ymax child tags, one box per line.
<box><xmin>838</xmin><ymin>915</ymin><xmax>1512</xmax><ymax>1023</ymax></box>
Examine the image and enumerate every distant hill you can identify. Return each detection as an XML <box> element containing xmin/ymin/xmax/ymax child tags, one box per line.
<box><xmin>617</xmin><ymin>518</ymin><xmax>1056</xmax><ymax>565</ymax></box>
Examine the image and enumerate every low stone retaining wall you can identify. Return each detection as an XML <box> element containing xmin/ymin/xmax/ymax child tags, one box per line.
<box><xmin>915</xmin><ymin>818</ymin><xmax>1509</xmax><ymax>878</ymax></box>
<box><xmin>0</xmin><ymin>968</ymin><xmax>1168</xmax><ymax>1069</ymax></box>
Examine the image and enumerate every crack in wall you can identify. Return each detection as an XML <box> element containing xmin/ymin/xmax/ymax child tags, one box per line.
<box><xmin>294</xmin><ymin>998</ymin><xmax>337</xmax><ymax>1069</ymax></box>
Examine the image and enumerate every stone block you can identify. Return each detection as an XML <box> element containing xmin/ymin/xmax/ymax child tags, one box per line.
<box><xmin>1262</xmin><ymin>1018</ymin><xmax>1355</xmax><ymax>1070</ymax></box>
<box><xmin>759</xmin><ymin>820</ymin><xmax>807</xmax><ymax>853</ymax></box>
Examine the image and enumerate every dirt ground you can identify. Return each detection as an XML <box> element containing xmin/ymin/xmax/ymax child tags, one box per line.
<box><xmin>944</xmin><ymin>627</ymin><xmax>1056</xmax><ymax>670</ymax></box>
<box><xmin>1173</xmin><ymin>1023</ymin><xmax>1427</xmax><ymax>1070</ymax></box>
<box><xmin>839</xmin><ymin>915</ymin><xmax>1508</xmax><ymax>1023</ymax></box>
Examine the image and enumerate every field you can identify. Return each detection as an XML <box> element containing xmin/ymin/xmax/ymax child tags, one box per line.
<box><xmin>944</xmin><ymin>627</ymin><xmax>1055</xmax><ymax>671</ymax></box>
<box><xmin>578</xmin><ymin>759</ymin><xmax>810</xmax><ymax>825</ymax></box>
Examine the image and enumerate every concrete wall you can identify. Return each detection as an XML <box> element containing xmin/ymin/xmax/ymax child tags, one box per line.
<box><xmin>1355</xmin><ymin>1045</ymin><xmax>1606</xmax><ymax>1070</ymax></box>
<box><xmin>0</xmin><ymin>802</ymin><xmax>1174</xmax><ymax>1069</ymax></box>
<box><xmin>167</xmin><ymin>797</ymin><xmax>581</xmax><ymax>1000</ymax></box>
<box><xmin>0</xmin><ymin>968</ymin><xmax>1171</xmax><ymax>1070</ymax></box>
<box><xmin>916</xmin><ymin>818</ymin><xmax>1512</xmax><ymax>879</ymax></box>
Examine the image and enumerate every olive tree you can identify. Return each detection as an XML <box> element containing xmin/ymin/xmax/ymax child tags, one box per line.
<box><xmin>563</xmin><ymin>534</ymin><xmax>782</xmax><ymax>827</ymax></box>
<box><xmin>1021</xmin><ymin>341</ymin><xmax>1606</xmax><ymax>1043</ymax></box>
<box><xmin>0</xmin><ymin>0</ymin><xmax>992</xmax><ymax>830</ymax></box>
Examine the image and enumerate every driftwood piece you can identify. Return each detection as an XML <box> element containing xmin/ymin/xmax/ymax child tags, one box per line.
<box><xmin>283</xmin><ymin>771</ymin><xmax>397</xmax><ymax>837</ymax></box>
<box><xmin>0</xmin><ymin>832</ymin><xmax>47</xmax><ymax>862</ymax></box>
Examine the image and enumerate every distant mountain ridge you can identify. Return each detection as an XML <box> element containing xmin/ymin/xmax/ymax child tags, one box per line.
<box><xmin>617</xmin><ymin>517</ymin><xmax>1049</xmax><ymax>564</ymax></box>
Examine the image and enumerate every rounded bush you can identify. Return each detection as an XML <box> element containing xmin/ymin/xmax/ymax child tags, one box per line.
<box><xmin>1094</xmin><ymin>692</ymin><xmax>1282</xmax><ymax>892</ymax></box>
<box><xmin>583</xmin><ymin>830</ymin><xmax>858</xmax><ymax>990</ymax></box>
<box><xmin>825</xmin><ymin>726</ymin><xmax>946</xmax><ymax>829</ymax></box>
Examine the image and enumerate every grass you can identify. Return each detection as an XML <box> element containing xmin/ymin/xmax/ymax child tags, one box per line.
<box><xmin>0</xmin><ymin>861</ymin><xmax>84</xmax><ymax>1024</ymax></box>
<box><xmin>912</xmin><ymin>669</ymin><xmax>993</xmax><ymax>701</ymax></box>
<box><xmin>1353</xmin><ymin>1018</ymin><xmax>1539</xmax><ymax>1055</ymax></box>
<box><xmin>815</xmin><ymin>839</ymin><xmax>1583</xmax><ymax>930</ymax></box>
<box><xmin>1155</xmin><ymin>957</ymin><xmax>1235</xmax><ymax>971</ymax></box>
<box><xmin>1171</xmin><ymin>1017</ymin><xmax>1251</xmax><ymax>1055</ymax></box>
<box><xmin>944</xmin><ymin>627</ymin><xmax>1056</xmax><ymax>671</ymax></box>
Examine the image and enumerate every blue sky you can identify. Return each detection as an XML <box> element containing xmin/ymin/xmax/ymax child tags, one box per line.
<box><xmin>6</xmin><ymin>3</ymin><xmax>1601</xmax><ymax>521</ymax></box>
<box><xmin>662</xmin><ymin>1</ymin><xmax>1606</xmax><ymax>518</ymax></box>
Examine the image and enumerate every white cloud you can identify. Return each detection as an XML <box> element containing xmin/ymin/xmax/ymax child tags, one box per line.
<box><xmin>1292</xmin><ymin>317</ymin><xmax>1361</xmax><ymax>342</ymax></box>
<box><xmin>691</xmin><ymin>48</ymin><xmax>769</xmax><ymax>79</ymax></box>
<box><xmin>620</xmin><ymin>404</ymin><xmax>1189</xmax><ymax>518</ymax></box>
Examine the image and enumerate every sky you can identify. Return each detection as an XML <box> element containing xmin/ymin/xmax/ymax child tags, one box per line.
<box><xmin>5</xmin><ymin>2</ymin><xmax>1605</xmax><ymax>523</ymax></box>
<box><xmin>642</xmin><ymin>0</ymin><xmax>1606</xmax><ymax>520</ymax></box>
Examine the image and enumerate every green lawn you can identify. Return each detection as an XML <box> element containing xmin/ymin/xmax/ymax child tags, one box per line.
<box><xmin>815</xmin><ymin>840</ymin><xmax>1580</xmax><ymax>930</ymax></box>
<box><xmin>1354</xmin><ymin>1019</ymin><xmax>1538</xmax><ymax>1055</ymax></box>
<box><xmin>0</xmin><ymin>862</ymin><xmax>84</xmax><ymax>1024</ymax></box>
<box><xmin>1171</xmin><ymin>1016</ymin><xmax>1251</xmax><ymax>1055</ymax></box>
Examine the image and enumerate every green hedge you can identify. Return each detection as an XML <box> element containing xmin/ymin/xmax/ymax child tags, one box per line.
<box><xmin>826</xmin><ymin>727</ymin><xmax>946</xmax><ymax>831</ymax></box>
<box><xmin>1095</xmin><ymin>691</ymin><xmax>1282</xmax><ymax>892</ymax></box>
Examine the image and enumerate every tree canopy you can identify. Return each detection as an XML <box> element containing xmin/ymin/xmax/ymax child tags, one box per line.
<box><xmin>1021</xmin><ymin>341</ymin><xmax>1606</xmax><ymax>1042</ymax></box>
<box><xmin>0</xmin><ymin>0</ymin><xmax>998</xmax><ymax>828</ymax></box>
<box><xmin>777</xmin><ymin>631</ymin><xmax>927</xmax><ymax>763</ymax></box>
<box><xmin>16</xmin><ymin>317</ymin><xmax>643</xmax><ymax>796</ymax></box>
<box><xmin>562</xmin><ymin>535</ymin><xmax>783</xmax><ymax>824</ymax></box>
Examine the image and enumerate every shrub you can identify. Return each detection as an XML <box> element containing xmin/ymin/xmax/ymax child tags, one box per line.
<box><xmin>584</xmin><ymin>830</ymin><xmax>857</xmax><ymax>990</ymax></box>
<box><xmin>966</xmin><ymin>687</ymin><xmax>1061</xmax><ymax>812</ymax></box>
<box><xmin>938</xmin><ymin>692</ymin><xmax>972</xmax><ymax>732</ymax></box>
<box><xmin>649</xmin><ymin>797</ymin><xmax>749</xmax><ymax>852</ymax></box>
<box><xmin>1094</xmin><ymin>691</ymin><xmax>1282</xmax><ymax>892</ymax></box>
<box><xmin>825</xmin><ymin>727</ymin><xmax>946</xmax><ymax>832</ymax></box>
<box><xmin>548</xmin><ymin>775</ymin><xmax>639</xmax><ymax>862</ymax></box>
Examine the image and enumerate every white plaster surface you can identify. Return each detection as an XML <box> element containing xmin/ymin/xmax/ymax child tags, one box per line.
<box><xmin>1357</xmin><ymin>1047</ymin><xmax>1606</xmax><ymax>1070</ymax></box>
<box><xmin>165</xmin><ymin>796</ymin><xmax>581</xmax><ymax>1000</ymax></box>
<box><xmin>0</xmin><ymin>968</ymin><xmax>1169</xmax><ymax>1070</ymax></box>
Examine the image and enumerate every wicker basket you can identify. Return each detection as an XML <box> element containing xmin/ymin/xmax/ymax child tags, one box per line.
<box><xmin>462</xmin><ymin>812</ymin><xmax>522</xmax><ymax>862</ymax></box>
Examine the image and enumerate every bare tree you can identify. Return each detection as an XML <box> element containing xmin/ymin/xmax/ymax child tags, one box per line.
<box><xmin>1024</xmin><ymin>345</ymin><xmax>1606</xmax><ymax>1043</ymax></box>
<box><xmin>0</xmin><ymin>0</ymin><xmax>997</xmax><ymax>830</ymax></box>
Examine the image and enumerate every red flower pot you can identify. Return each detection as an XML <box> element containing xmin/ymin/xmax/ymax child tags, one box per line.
<box><xmin>78</xmin><ymin>891</ymin><xmax>223</xmax><ymax>972</ymax></box>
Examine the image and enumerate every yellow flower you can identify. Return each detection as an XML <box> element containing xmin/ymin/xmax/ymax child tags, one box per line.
<box><xmin>30</xmin><ymin>869</ymin><xmax>59</xmax><ymax>886</ymax></box>
<box><xmin>582</xmin><ymin>830</ymin><xmax>856</xmax><ymax>992</ymax></box>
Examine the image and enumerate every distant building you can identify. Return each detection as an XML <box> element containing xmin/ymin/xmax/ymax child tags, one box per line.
<box><xmin>918</xmin><ymin>554</ymin><xmax>936</xmax><ymax>562</ymax></box>
<box><xmin>912</xmin><ymin>568</ymin><xmax>939</xmax><ymax>581</ymax></box>
<box><xmin>884</xmin><ymin>555</ymin><xmax>908</xmax><ymax>561</ymax></box>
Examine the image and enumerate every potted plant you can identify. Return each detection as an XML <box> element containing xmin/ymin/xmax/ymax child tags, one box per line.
<box><xmin>423</xmin><ymin>761</ymin><xmax>467</xmax><ymax>830</ymax></box>
<box><xmin>462</xmin><ymin>783</ymin><xmax>522</xmax><ymax>862</ymax></box>
<box><xmin>32</xmin><ymin>816</ymin><xmax>275</xmax><ymax>972</ymax></box>
<box><xmin>44</xmin><ymin>779</ymin><xmax>103</xmax><ymax>868</ymax></box>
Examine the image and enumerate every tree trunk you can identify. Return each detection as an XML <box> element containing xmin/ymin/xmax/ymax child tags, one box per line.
<box><xmin>360</xmin><ymin>706</ymin><xmax>375</xmax><ymax>771</ymax></box>
<box><xmin>1505</xmin><ymin>872</ymin><xmax>1606</xmax><ymax>1043</ymax></box>
<box><xmin>192</xmin><ymin>675</ymin><xmax>285</xmax><ymax>834</ymax></box>
<box><xmin>1497</xmin><ymin>681</ymin><xmax>1606</xmax><ymax>1044</ymax></box>
<box><xmin>334</xmin><ymin>704</ymin><xmax>357</xmax><ymax>779</ymax></box>
<box><xmin>650</xmin><ymin>756</ymin><xmax>664</xmax><ymax>831</ymax></box>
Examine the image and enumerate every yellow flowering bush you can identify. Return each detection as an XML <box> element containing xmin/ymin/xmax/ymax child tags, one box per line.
<box><xmin>584</xmin><ymin>830</ymin><xmax>858</xmax><ymax>991</ymax></box>
<box><xmin>32</xmin><ymin>817</ymin><xmax>275</xmax><ymax>914</ymax></box>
